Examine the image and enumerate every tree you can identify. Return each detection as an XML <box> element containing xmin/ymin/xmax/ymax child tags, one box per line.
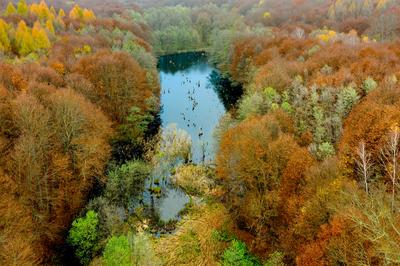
<box><xmin>216</xmin><ymin>112</ymin><xmax>309</xmax><ymax>248</ymax></box>
<box><xmin>45</xmin><ymin>19</ymin><xmax>55</xmax><ymax>34</ymax></box>
<box><xmin>32</xmin><ymin>21</ymin><xmax>50</xmax><ymax>51</ymax></box>
<box><xmin>4</xmin><ymin>2</ymin><xmax>16</xmax><ymax>16</ymax></box>
<box><xmin>69</xmin><ymin>4</ymin><xmax>83</xmax><ymax>20</ymax></box>
<box><xmin>363</xmin><ymin>77</ymin><xmax>377</xmax><ymax>94</ymax></box>
<box><xmin>37</xmin><ymin>0</ymin><xmax>51</xmax><ymax>20</ymax></box>
<box><xmin>68</xmin><ymin>210</ymin><xmax>99</xmax><ymax>265</ymax></box>
<box><xmin>356</xmin><ymin>141</ymin><xmax>373</xmax><ymax>194</ymax></box>
<box><xmin>0</xmin><ymin>19</ymin><xmax>11</xmax><ymax>52</ymax></box>
<box><xmin>380</xmin><ymin>127</ymin><xmax>400</xmax><ymax>211</ymax></box>
<box><xmin>82</xmin><ymin>8</ymin><xmax>96</xmax><ymax>22</ymax></box>
<box><xmin>58</xmin><ymin>8</ymin><xmax>65</xmax><ymax>19</ymax></box>
<box><xmin>17</xmin><ymin>0</ymin><xmax>28</xmax><ymax>16</ymax></box>
<box><xmin>73</xmin><ymin>51</ymin><xmax>154</xmax><ymax>123</ymax></box>
<box><xmin>105</xmin><ymin>161</ymin><xmax>150</xmax><ymax>210</ymax></box>
<box><xmin>335</xmin><ymin>86</ymin><xmax>359</xmax><ymax>118</ymax></box>
<box><xmin>334</xmin><ymin>186</ymin><xmax>400</xmax><ymax>265</ymax></box>
<box><xmin>15</xmin><ymin>20</ymin><xmax>34</xmax><ymax>56</ymax></box>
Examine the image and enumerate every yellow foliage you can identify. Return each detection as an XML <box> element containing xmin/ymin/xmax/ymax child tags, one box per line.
<box><xmin>69</xmin><ymin>4</ymin><xmax>96</xmax><ymax>22</ymax></box>
<box><xmin>15</xmin><ymin>20</ymin><xmax>29</xmax><ymax>46</ymax></box>
<box><xmin>50</xmin><ymin>6</ymin><xmax>57</xmax><ymax>16</ymax></box>
<box><xmin>58</xmin><ymin>8</ymin><xmax>65</xmax><ymax>19</ymax></box>
<box><xmin>263</xmin><ymin>11</ymin><xmax>271</xmax><ymax>19</ymax></box>
<box><xmin>15</xmin><ymin>21</ymin><xmax>35</xmax><ymax>56</ymax></box>
<box><xmin>318</xmin><ymin>34</ymin><xmax>330</xmax><ymax>43</ymax></box>
<box><xmin>317</xmin><ymin>29</ymin><xmax>337</xmax><ymax>43</ymax></box>
<box><xmin>29</xmin><ymin>3</ymin><xmax>40</xmax><ymax>16</ymax></box>
<box><xmin>5</xmin><ymin>2</ymin><xmax>17</xmax><ymax>16</ymax></box>
<box><xmin>0</xmin><ymin>19</ymin><xmax>11</xmax><ymax>52</ymax></box>
<box><xmin>328</xmin><ymin>30</ymin><xmax>337</xmax><ymax>37</ymax></box>
<box><xmin>32</xmin><ymin>21</ymin><xmax>50</xmax><ymax>50</ymax></box>
<box><xmin>45</xmin><ymin>19</ymin><xmax>55</xmax><ymax>34</ymax></box>
<box><xmin>82</xmin><ymin>9</ymin><xmax>96</xmax><ymax>21</ymax></box>
<box><xmin>69</xmin><ymin>4</ymin><xmax>83</xmax><ymax>20</ymax></box>
<box><xmin>38</xmin><ymin>0</ymin><xmax>50</xmax><ymax>20</ymax></box>
<box><xmin>29</xmin><ymin>0</ymin><xmax>52</xmax><ymax>21</ymax></box>
<box><xmin>17</xmin><ymin>0</ymin><xmax>29</xmax><ymax>16</ymax></box>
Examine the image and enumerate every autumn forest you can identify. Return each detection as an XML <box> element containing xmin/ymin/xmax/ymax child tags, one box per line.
<box><xmin>0</xmin><ymin>0</ymin><xmax>400</xmax><ymax>265</ymax></box>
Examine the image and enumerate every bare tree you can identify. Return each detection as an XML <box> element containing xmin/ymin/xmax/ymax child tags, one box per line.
<box><xmin>291</xmin><ymin>27</ymin><xmax>305</xmax><ymax>39</ymax></box>
<box><xmin>356</xmin><ymin>141</ymin><xmax>373</xmax><ymax>194</ymax></box>
<box><xmin>380</xmin><ymin>128</ymin><xmax>400</xmax><ymax>211</ymax></box>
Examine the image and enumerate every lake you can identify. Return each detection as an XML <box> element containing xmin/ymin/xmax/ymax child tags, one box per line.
<box><xmin>146</xmin><ymin>52</ymin><xmax>242</xmax><ymax>223</ymax></box>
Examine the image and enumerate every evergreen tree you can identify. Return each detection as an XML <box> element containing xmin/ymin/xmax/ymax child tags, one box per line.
<box><xmin>69</xmin><ymin>4</ymin><xmax>83</xmax><ymax>20</ymax></box>
<box><xmin>38</xmin><ymin>0</ymin><xmax>51</xmax><ymax>21</ymax></box>
<box><xmin>83</xmin><ymin>9</ymin><xmax>96</xmax><ymax>21</ymax></box>
<box><xmin>32</xmin><ymin>21</ymin><xmax>50</xmax><ymax>51</ymax></box>
<box><xmin>15</xmin><ymin>21</ymin><xmax>34</xmax><ymax>56</ymax></box>
<box><xmin>45</xmin><ymin>19</ymin><xmax>55</xmax><ymax>34</ymax></box>
<box><xmin>58</xmin><ymin>8</ymin><xmax>66</xmax><ymax>19</ymax></box>
<box><xmin>0</xmin><ymin>19</ymin><xmax>11</xmax><ymax>52</ymax></box>
<box><xmin>5</xmin><ymin>2</ymin><xmax>17</xmax><ymax>16</ymax></box>
<box><xmin>17</xmin><ymin>0</ymin><xmax>29</xmax><ymax>16</ymax></box>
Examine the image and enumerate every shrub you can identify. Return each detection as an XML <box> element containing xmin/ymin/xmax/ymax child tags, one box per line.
<box><xmin>68</xmin><ymin>210</ymin><xmax>99</xmax><ymax>265</ymax></box>
<box><xmin>155</xmin><ymin>124</ymin><xmax>192</xmax><ymax>165</ymax></box>
<box><xmin>103</xmin><ymin>235</ymin><xmax>131</xmax><ymax>266</ymax></box>
<box><xmin>264</xmin><ymin>251</ymin><xmax>285</xmax><ymax>266</ymax></box>
<box><xmin>105</xmin><ymin>161</ymin><xmax>151</xmax><ymax>209</ymax></box>
<box><xmin>172</xmin><ymin>165</ymin><xmax>214</xmax><ymax>195</ymax></box>
<box><xmin>129</xmin><ymin>233</ymin><xmax>161</xmax><ymax>266</ymax></box>
<box><xmin>221</xmin><ymin>240</ymin><xmax>259</xmax><ymax>266</ymax></box>
<box><xmin>103</xmin><ymin>233</ymin><xmax>160</xmax><ymax>266</ymax></box>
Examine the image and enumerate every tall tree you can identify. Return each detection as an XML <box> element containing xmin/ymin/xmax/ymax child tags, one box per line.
<box><xmin>0</xmin><ymin>19</ymin><xmax>11</xmax><ymax>52</ymax></box>
<box><xmin>32</xmin><ymin>21</ymin><xmax>50</xmax><ymax>51</ymax></box>
<box><xmin>17</xmin><ymin>0</ymin><xmax>28</xmax><ymax>15</ymax></box>
<box><xmin>4</xmin><ymin>2</ymin><xmax>16</xmax><ymax>16</ymax></box>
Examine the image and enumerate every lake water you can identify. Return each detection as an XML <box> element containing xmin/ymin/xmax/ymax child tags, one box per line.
<box><xmin>147</xmin><ymin>52</ymin><xmax>241</xmax><ymax>223</ymax></box>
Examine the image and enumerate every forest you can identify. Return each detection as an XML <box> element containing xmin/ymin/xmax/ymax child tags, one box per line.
<box><xmin>0</xmin><ymin>0</ymin><xmax>400</xmax><ymax>265</ymax></box>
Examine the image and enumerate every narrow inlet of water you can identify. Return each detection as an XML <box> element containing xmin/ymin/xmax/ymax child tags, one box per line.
<box><xmin>144</xmin><ymin>52</ymin><xmax>242</xmax><ymax>223</ymax></box>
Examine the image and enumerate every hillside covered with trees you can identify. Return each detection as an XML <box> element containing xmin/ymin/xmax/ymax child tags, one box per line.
<box><xmin>1</xmin><ymin>0</ymin><xmax>400</xmax><ymax>265</ymax></box>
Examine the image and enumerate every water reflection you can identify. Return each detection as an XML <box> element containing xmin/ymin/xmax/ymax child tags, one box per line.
<box><xmin>209</xmin><ymin>70</ymin><xmax>243</xmax><ymax>110</ymax></box>
<box><xmin>158</xmin><ymin>51</ymin><xmax>208</xmax><ymax>74</ymax></box>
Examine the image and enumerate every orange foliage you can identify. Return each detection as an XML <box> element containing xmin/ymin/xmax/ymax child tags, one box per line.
<box><xmin>296</xmin><ymin>216</ymin><xmax>347</xmax><ymax>266</ymax></box>
<box><xmin>339</xmin><ymin>86</ymin><xmax>400</xmax><ymax>179</ymax></box>
<box><xmin>73</xmin><ymin>50</ymin><xmax>155</xmax><ymax>123</ymax></box>
<box><xmin>0</xmin><ymin>63</ymin><xmax>113</xmax><ymax>263</ymax></box>
<box><xmin>216</xmin><ymin>110</ymin><xmax>314</xmax><ymax>255</ymax></box>
<box><xmin>230</xmin><ymin>35</ymin><xmax>400</xmax><ymax>92</ymax></box>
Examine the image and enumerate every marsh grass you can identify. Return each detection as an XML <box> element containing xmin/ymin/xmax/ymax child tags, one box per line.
<box><xmin>153</xmin><ymin>202</ymin><xmax>232</xmax><ymax>265</ymax></box>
